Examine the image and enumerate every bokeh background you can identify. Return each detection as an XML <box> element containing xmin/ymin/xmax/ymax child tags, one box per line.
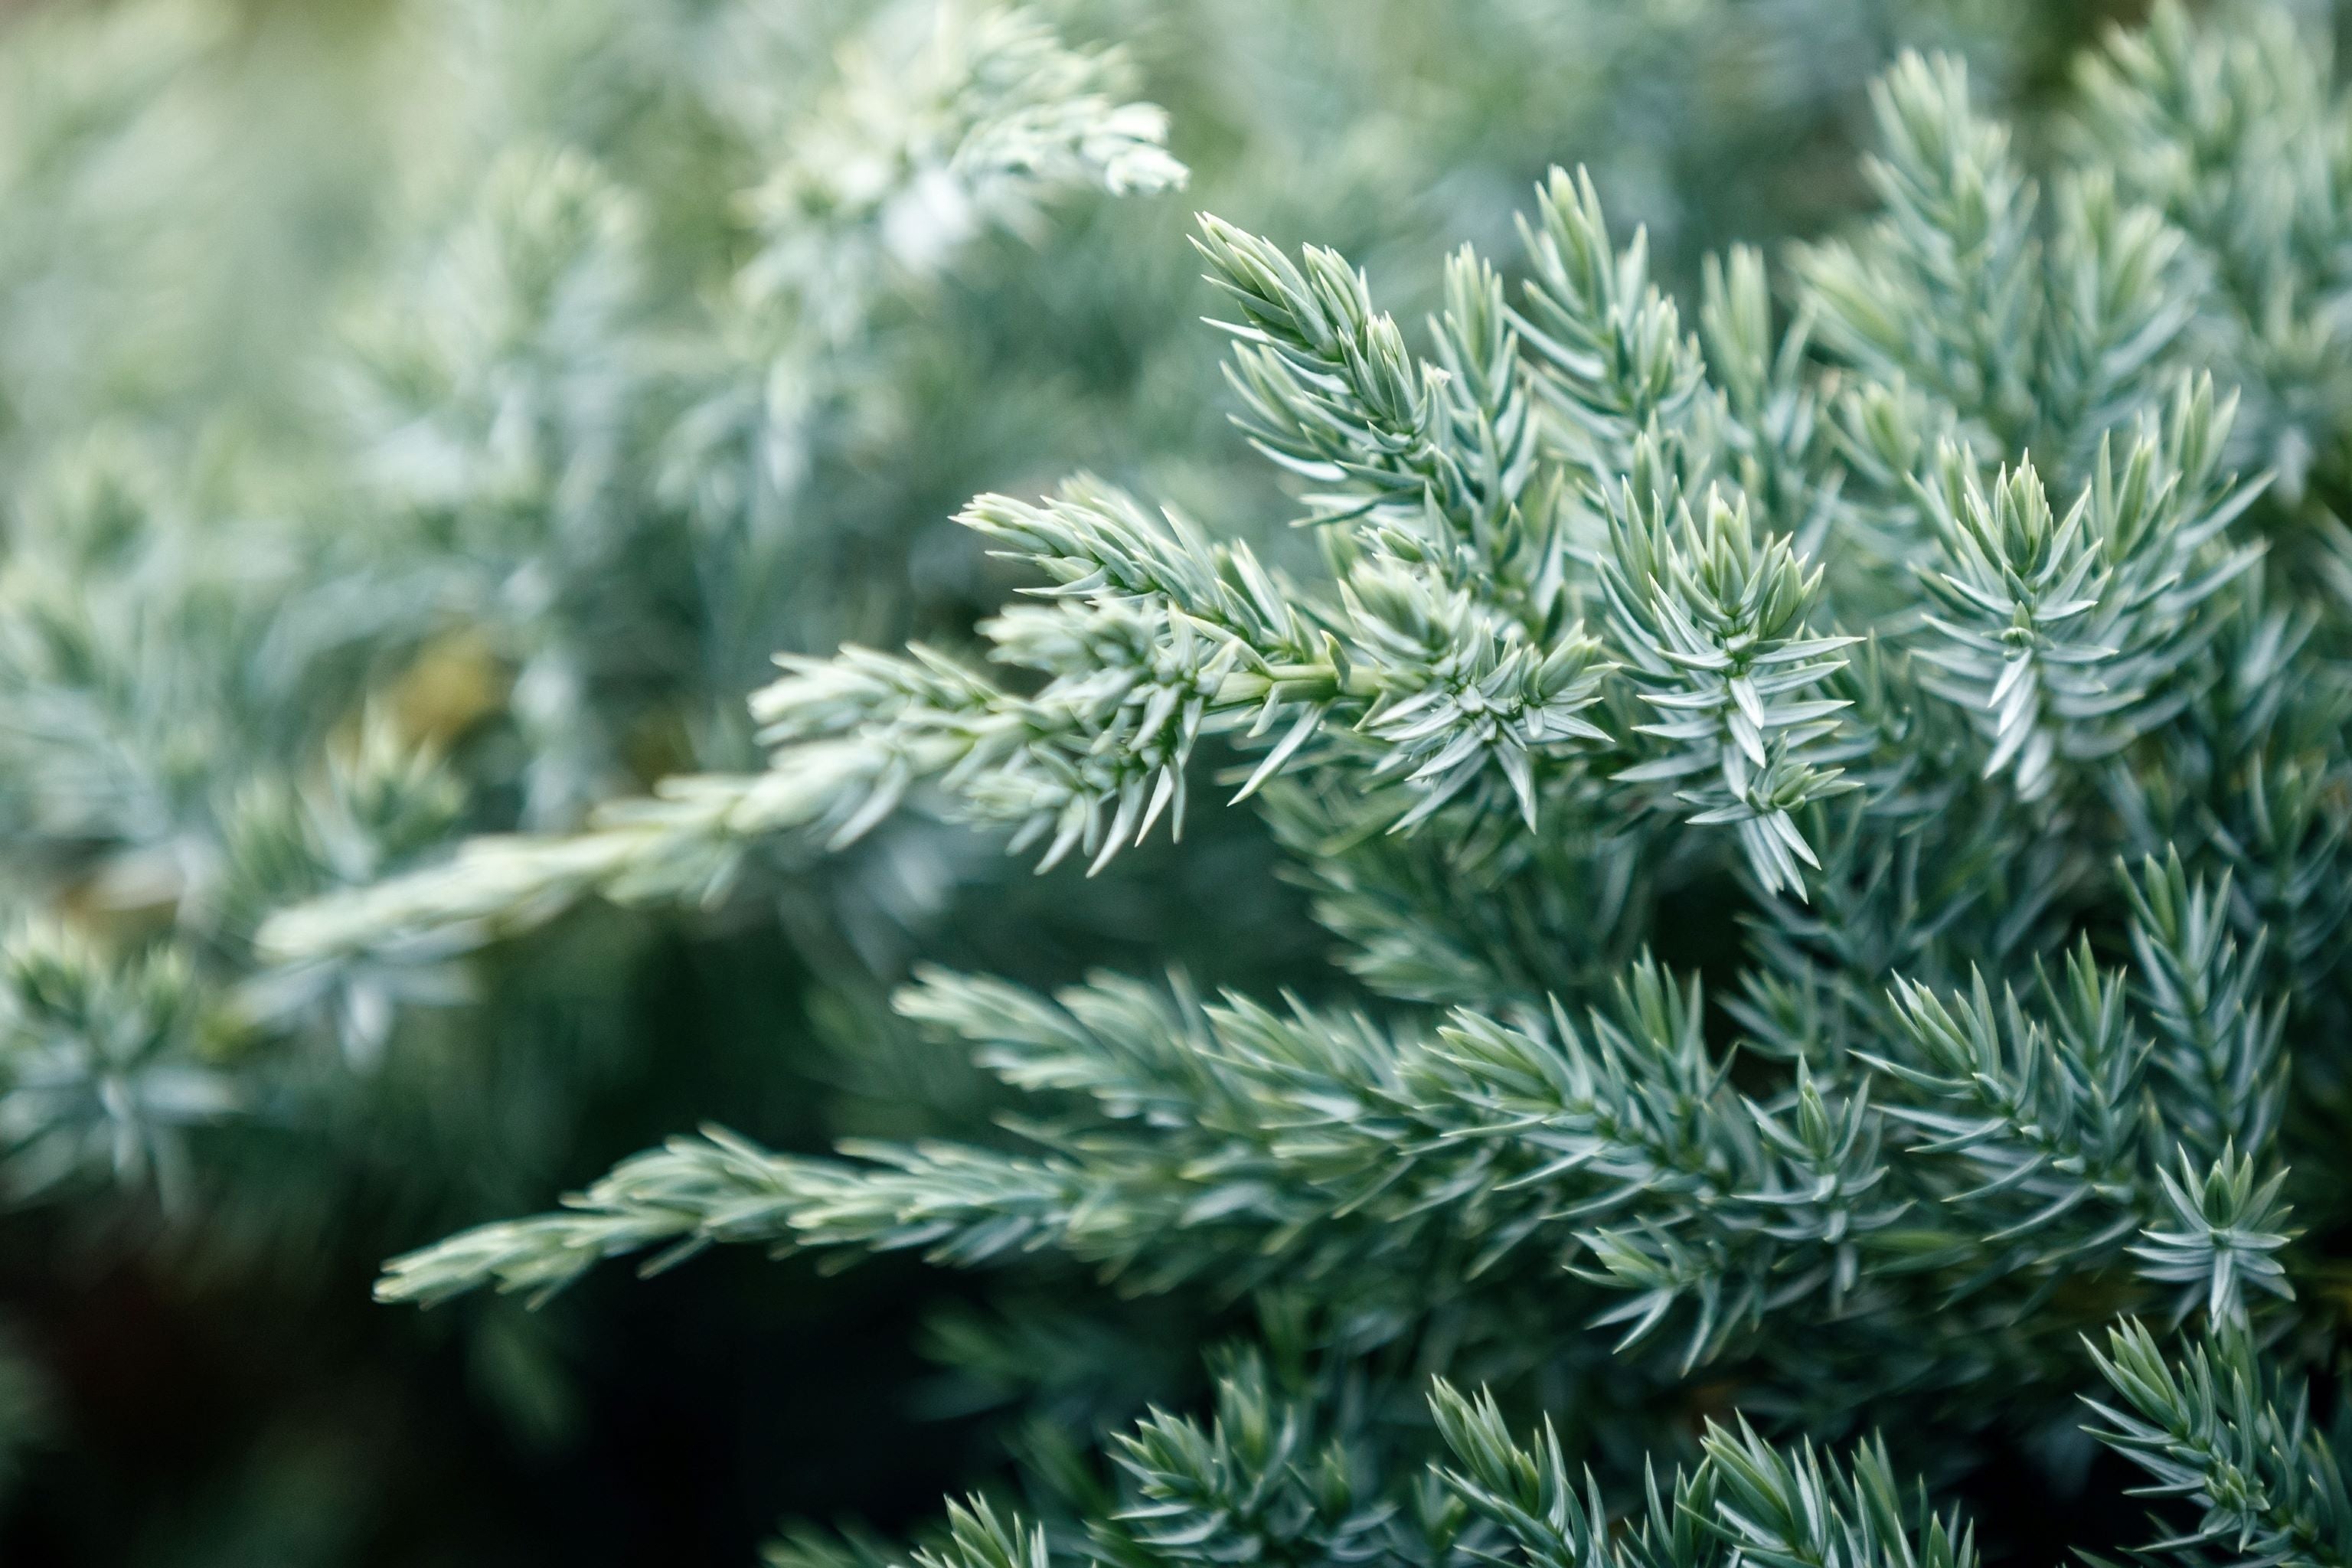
<box><xmin>0</xmin><ymin>0</ymin><xmax>2288</xmax><ymax>1561</ymax></box>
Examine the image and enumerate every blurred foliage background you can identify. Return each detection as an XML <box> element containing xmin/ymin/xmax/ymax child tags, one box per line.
<box><xmin>0</xmin><ymin>0</ymin><xmax>2277</xmax><ymax>1560</ymax></box>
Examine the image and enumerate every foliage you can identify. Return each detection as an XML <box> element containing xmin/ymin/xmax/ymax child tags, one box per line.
<box><xmin>8</xmin><ymin>0</ymin><xmax>2336</xmax><ymax>1562</ymax></box>
<box><xmin>284</xmin><ymin>0</ymin><xmax>2352</xmax><ymax>1562</ymax></box>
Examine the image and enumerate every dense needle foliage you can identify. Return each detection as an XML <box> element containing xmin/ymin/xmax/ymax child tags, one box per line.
<box><xmin>18</xmin><ymin>0</ymin><xmax>2352</xmax><ymax>1563</ymax></box>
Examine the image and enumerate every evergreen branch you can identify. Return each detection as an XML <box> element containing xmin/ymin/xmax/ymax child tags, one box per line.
<box><xmin>1430</xmin><ymin>1381</ymin><xmax>1977</xmax><ymax>1568</ymax></box>
<box><xmin>1795</xmin><ymin>52</ymin><xmax>2040</xmax><ymax>449</ymax></box>
<box><xmin>374</xmin><ymin>1125</ymin><xmax>1103</xmax><ymax>1307</ymax></box>
<box><xmin>0</xmin><ymin>921</ymin><xmax>237</xmax><ymax>1207</ymax></box>
<box><xmin>2125</xmin><ymin>1145</ymin><xmax>2295</xmax><ymax>1325</ymax></box>
<box><xmin>2043</xmin><ymin>168</ymin><xmax>2198</xmax><ymax>471</ymax></box>
<box><xmin>1429</xmin><ymin>1380</ymin><xmax>1650</xmax><ymax>1568</ymax></box>
<box><xmin>742</xmin><ymin>2</ymin><xmax>1187</xmax><ymax>341</ymax></box>
<box><xmin>1697</xmin><ymin>1419</ymin><xmax>1974</xmax><ymax>1568</ymax></box>
<box><xmin>1107</xmin><ymin>1354</ymin><xmax>1403</xmax><ymax>1567</ymax></box>
<box><xmin>1908</xmin><ymin>381</ymin><xmax>2263</xmax><ymax>802</ymax></box>
<box><xmin>2073</xmin><ymin>0</ymin><xmax>2352</xmax><ymax>501</ymax></box>
<box><xmin>916</xmin><ymin>1500</ymin><xmax>1053</xmax><ymax>1568</ymax></box>
<box><xmin>1513</xmin><ymin>165</ymin><xmax>1710</xmax><ymax>488</ymax></box>
<box><xmin>2124</xmin><ymin>851</ymin><xmax>2285</xmax><ymax>1161</ymax></box>
<box><xmin>1864</xmin><ymin>949</ymin><xmax>2156</xmax><ymax>1269</ymax></box>
<box><xmin>1599</xmin><ymin>482</ymin><xmax>1857</xmax><ymax>897</ymax></box>
<box><xmin>267</xmin><ymin>464</ymin><xmax>1624</xmax><ymax>972</ymax></box>
<box><xmin>2085</xmin><ymin>1321</ymin><xmax>2352</xmax><ymax>1568</ymax></box>
<box><xmin>377</xmin><ymin>959</ymin><xmax>1900</xmax><ymax>1351</ymax></box>
<box><xmin>1194</xmin><ymin>217</ymin><xmax>1459</xmax><ymax>530</ymax></box>
<box><xmin>1698</xmin><ymin>243</ymin><xmax>1841</xmax><ymax>553</ymax></box>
